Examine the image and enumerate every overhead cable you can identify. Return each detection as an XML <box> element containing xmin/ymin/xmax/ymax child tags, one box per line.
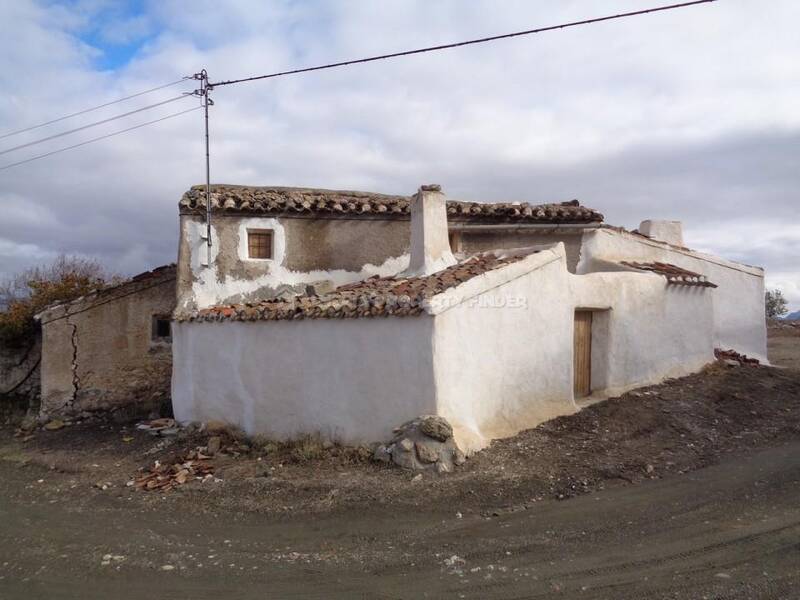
<box><xmin>210</xmin><ymin>0</ymin><xmax>716</xmax><ymax>88</ymax></box>
<box><xmin>0</xmin><ymin>78</ymin><xmax>190</xmax><ymax>140</ymax></box>
<box><xmin>0</xmin><ymin>94</ymin><xmax>191</xmax><ymax>157</ymax></box>
<box><xmin>0</xmin><ymin>106</ymin><xmax>201</xmax><ymax>172</ymax></box>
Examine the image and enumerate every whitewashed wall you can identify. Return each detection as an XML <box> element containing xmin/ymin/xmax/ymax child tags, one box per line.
<box><xmin>579</xmin><ymin>228</ymin><xmax>767</xmax><ymax>361</ymax></box>
<box><xmin>431</xmin><ymin>244</ymin><xmax>715</xmax><ymax>451</ymax></box>
<box><xmin>569</xmin><ymin>271</ymin><xmax>715</xmax><ymax>396</ymax></box>
<box><xmin>173</xmin><ymin>241</ymin><xmax>720</xmax><ymax>452</ymax></box>
<box><xmin>431</xmin><ymin>248</ymin><xmax>576</xmax><ymax>451</ymax></box>
<box><xmin>172</xmin><ymin>317</ymin><xmax>436</xmax><ymax>443</ymax></box>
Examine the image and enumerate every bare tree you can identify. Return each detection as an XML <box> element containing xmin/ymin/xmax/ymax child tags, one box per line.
<box><xmin>0</xmin><ymin>255</ymin><xmax>118</xmax><ymax>345</ymax></box>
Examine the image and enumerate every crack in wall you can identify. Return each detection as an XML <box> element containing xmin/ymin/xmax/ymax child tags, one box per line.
<box><xmin>43</xmin><ymin>318</ymin><xmax>80</xmax><ymax>417</ymax></box>
<box><xmin>68</xmin><ymin>316</ymin><xmax>79</xmax><ymax>408</ymax></box>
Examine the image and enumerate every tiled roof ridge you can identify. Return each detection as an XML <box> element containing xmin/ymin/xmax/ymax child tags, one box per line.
<box><xmin>182</xmin><ymin>252</ymin><xmax>532</xmax><ymax>323</ymax></box>
<box><xmin>178</xmin><ymin>185</ymin><xmax>603</xmax><ymax>224</ymax></box>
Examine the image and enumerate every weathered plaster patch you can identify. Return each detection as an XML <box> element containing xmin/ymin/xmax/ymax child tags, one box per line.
<box><xmin>186</xmin><ymin>218</ymin><xmax>220</xmax><ymax>272</ymax></box>
<box><xmin>186</xmin><ymin>218</ymin><xmax>411</xmax><ymax>309</ymax></box>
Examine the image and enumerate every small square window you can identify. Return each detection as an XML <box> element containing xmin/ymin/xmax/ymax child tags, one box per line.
<box><xmin>152</xmin><ymin>316</ymin><xmax>171</xmax><ymax>341</ymax></box>
<box><xmin>248</xmin><ymin>229</ymin><xmax>273</xmax><ymax>259</ymax></box>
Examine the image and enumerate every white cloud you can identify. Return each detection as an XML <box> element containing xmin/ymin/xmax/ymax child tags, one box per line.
<box><xmin>0</xmin><ymin>0</ymin><xmax>798</xmax><ymax>310</ymax></box>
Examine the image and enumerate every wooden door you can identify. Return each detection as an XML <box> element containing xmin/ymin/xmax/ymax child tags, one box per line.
<box><xmin>574</xmin><ymin>311</ymin><xmax>593</xmax><ymax>397</ymax></box>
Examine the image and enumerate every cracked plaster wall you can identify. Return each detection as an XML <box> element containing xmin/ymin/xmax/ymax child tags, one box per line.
<box><xmin>176</xmin><ymin>213</ymin><xmax>413</xmax><ymax>312</ymax></box>
<box><xmin>39</xmin><ymin>275</ymin><xmax>176</xmax><ymax>417</ymax></box>
<box><xmin>176</xmin><ymin>213</ymin><xmax>589</xmax><ymax>312</ymax></box>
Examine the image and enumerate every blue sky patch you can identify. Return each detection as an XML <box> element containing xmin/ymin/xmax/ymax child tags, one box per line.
<box><xmin>68</xmin><ymin>0</ymin><xmax>156</xmax><ymax>70</ymax></box>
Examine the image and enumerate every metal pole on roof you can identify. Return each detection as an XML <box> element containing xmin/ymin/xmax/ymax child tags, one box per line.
<box><xmin>193</xmin><ymin>69</ymin><xmax>214</xmax><ymax>259</ymax></box>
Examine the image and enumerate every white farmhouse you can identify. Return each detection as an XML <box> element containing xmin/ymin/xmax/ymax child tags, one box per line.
<box><xmin>172</xmin><ymin>184</ymin><xmax>765</xmax><ymax>451</ymax></box>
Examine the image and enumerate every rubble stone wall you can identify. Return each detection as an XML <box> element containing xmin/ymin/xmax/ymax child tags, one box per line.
<box><xmin>39</xmin><ymin>270</ymin><xmax>176</xmax><ymax>417</ymax></box>
<box><xmin>0</xmin><ymin>332</ymin><xmax>41</xmax><ymax>412</ymax></box>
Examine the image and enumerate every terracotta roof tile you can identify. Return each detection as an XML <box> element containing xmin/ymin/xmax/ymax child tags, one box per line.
<box><xmin>179</xmin><ymin>185</ymin><xmax>603</xmax><ymax>224</ymax></box>
<box><xmin>183</xmin><ymin>253</ymin><xmax>530</xmax><ymax>323</ymax></box>
<box><xmin>620</xmin><ymin>261</ymin><xmax>717</xmax><ymax>288</ymax></box>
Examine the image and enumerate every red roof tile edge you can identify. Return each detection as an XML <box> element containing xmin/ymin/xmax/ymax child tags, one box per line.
<box><xmin>181</xmin><ymin>253</ymin><xmax>534</xmax><ymax>323</ymax></box>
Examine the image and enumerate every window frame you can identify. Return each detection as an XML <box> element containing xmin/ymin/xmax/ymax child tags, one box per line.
<box><xmin>247</xmin><ymin>228</ymin><xmax>274</xmax><ymax>260</ymax></box>
<box><xmin>151</xmin><ymin>315</ymin><xmax>172</xmax><ymax>343</ymax></box>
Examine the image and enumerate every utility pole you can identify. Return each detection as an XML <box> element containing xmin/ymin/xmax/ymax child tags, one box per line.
<box><xmin>192</xmin><ymin>70</ymin><xmax>214</xmax><ymax>261</ymax></box>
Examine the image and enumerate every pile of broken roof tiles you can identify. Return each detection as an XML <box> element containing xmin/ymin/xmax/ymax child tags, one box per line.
<box><xmin>184</xmin><ymin>253</ymin><xmax>528</xmax><ymax>323</ymax></box>
<box><xmin>179</xmin><ymin>185</ymin><xmax>603</xmax><ymax>223</ymax></box>
<box><xmin>621</xmin><ymin>261</ymin><xmax>718</xmax><ymax>288</ymax></box>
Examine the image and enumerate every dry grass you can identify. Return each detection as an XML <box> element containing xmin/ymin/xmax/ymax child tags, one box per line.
<box><xmin>199</xmin><ymin>428</ymin><xmax>372</xmax><ymax>465</ymax></box>
<box><xmin>284</xmin><ymin>434</ymin><xmax>326</xmax><ymax>463</ymax></box>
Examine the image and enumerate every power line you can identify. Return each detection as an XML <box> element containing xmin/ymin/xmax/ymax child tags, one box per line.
<box><xmin>0</xmin><ymin>106</ymin><xmax>201</xmax><ymax>172</ymax></box>
<box><xmin>0</xmin><ymin>78</ymin><xmax>190</xmax><ymax>141</ymax></box>
<box><xmin>0</xmin><ymin>0</ymin><xmax>715</xmax><ymax>173</ymax></box>
<box><xmin>210</xmin><ymin>0</ymin><xmax>716</xmax><ymax>88</ymax></box>
<box><xmin>0</xmin><ymin>94</ymin><xmax>191</xmax><ymax>157</ymax></box>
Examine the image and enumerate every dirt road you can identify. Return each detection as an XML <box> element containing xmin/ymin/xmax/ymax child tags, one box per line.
<box><xmin>2</xmin><ymin>440</ymin><xmax>799</xmax><ymax>599</ymax></box>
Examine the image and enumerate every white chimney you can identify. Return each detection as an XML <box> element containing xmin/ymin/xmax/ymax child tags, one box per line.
<box><xmin>404</xmin><ymin>184</ymin><xmax>457</xmax><ymax>277</ymax></box>
<box><xmin>638</xmin><ymin>220</ymin><xmax>684</xmax><ymax>247</ymax></box>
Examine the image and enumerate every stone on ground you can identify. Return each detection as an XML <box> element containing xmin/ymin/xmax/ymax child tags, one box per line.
<box><xmin>419</xmin><ymin>415</ymin><xmax>452</xmax><ymax>442</ymax></box>
<box><xmin>207</xmin><ymin>436</ymin><xmax>222</xmax><ymax>455</ymax></box>
<box><xmin>377</xmin><ymin>415</ymin><xmax>464</xmax><ymax>473</ymax></box>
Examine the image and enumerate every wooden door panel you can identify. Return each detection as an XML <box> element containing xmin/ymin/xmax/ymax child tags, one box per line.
<box><xmin>574</xmin><ymin>311</ymin><xmax>592</xmax><ymax>397</ymax></box>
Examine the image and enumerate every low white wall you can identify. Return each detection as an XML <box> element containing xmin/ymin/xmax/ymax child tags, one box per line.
<box><xmin>432</xmin><ymin>251</ymin><xmax>577</xmax><ymax>451</ymax></box>
<box><xmin>432</xmin><ymin>244</ymin><xmax>715</xmax><ymax>451</ymax></box>
<box><xmin>172</xmin><ymin>318</ymin><xmax>436</xmax><ymax>443</ymax></box>
<box><xmin>579</xmin><ymin>229</ymin><xmax>767</xmax><ymax>361</ymax></box>
<box><xmin>569</xmin><ymin>271</ymin><xmax>715</xmax><ymax>396</ymax></box>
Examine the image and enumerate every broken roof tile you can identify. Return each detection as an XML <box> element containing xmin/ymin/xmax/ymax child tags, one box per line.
<box><xmin>620</xmin><ymin>261</ymin><xmax>718</xmax><ymax>288</ymax></box>
<box><xmin>182</xmin><ymin>253</ymin><xmax>531</xmax><ymax>323</ymax></box>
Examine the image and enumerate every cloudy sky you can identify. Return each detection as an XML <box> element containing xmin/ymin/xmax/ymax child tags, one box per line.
<box><xmin>1</xmin><ymin>0</ymin><xmax>798</xmax><ymax>309</ymax></box>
